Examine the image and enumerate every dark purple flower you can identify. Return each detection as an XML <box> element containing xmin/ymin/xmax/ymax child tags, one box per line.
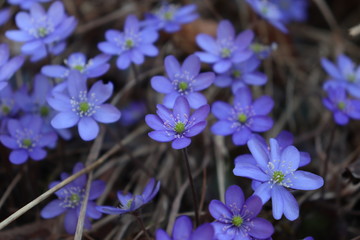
<box><xmin>42</xmin><ymin>52</ymin><xmax>111</xmax><ymax>79</ymax></box>
<box><xmin>146</xmin><ymin>96</ymin><xmax>209</xmax><ymax>149</ymax></box>
<box><xmin>246</xmin><ymin>0</ymin><xmax>288</xmax><ymax>33</ymax></box>
<box><xmin>211</xmin><ymin>87</ymin><xmax>274</xmax><ymax>145</ymax></box>
<box><xmin>209</xmin><ymin>185</ymin><xmax>274</xmax><ymax>240</ymax></box>
<box><xmin>96</xmin><ymin>178</ymin><xmax>160</xmax><ymax>215</ymax></box>
<box><xmin>273</xmin><ymin>0</ymin><xmax>308</xmax><ymax>23</ymax></box>
<box><xmin>6</xmin><ymin>1</ymin><xmax>77</xmax><ymax>61</ymax></box>
<box><xmin>0</xmin><ymin>114</ymin><xmax>57</xmax><ymax>164</ymax></box>
<box><xmin>0</xmin><ymin>86</ymin><xmax>19</xmax><ymax>127</ymax></box>
<box><xmin>41</xmin><ymin>162</ymin><xmax>105</xmax><ymax>234</ymax></box>
<box><xmin>8</xmin><ymin>0</ymin><xmax>52</xmax><ymax>9</ymax></box>
<box><xmin>0</xmin><ymin>43</ymin><xmax>25</xmax><ymax>90</ymax></box>
<box><xmin>214</xmin><ymin>55</ymin><xmax>267</xmax><ymax>93</ymax></box>
<box><xmin>321</xmin><ymin>54</ymin><xmax>360</xmax><ymax>98</ymax></box>
<box><xmin>47</xmin><ymin>71</ymin><xmax>121</xmax><ymax>141</ymax></box>
<box><xmin>304</xmin><ymin>237</ymin><xmax>314</xmax><ymax>240</ymax></box>
<box><xmin>233</xmin><ymin>137</ymin><xmax>324</xmax><ymax>220</ymax></box>
<box><xmin>98</xmin><ymin>14</ymin><xmax>158</xmax><ymax>70</ymax></box>
<box><xmin>156</xmin><ymin>215</ymin><xmax>214</xmax><ymax>240</ymax></box>
<box><xmin>141</xmin><ymin>3</ymin><xmax>198</xmax><ymax>33</ymax></box>
<box><xmin>322</xmin><ymin>86</ymin><xmax>360</xmax><ymax>125</ymax></box>
<box><xmin>151</xmin><ymin>54</ymin><xmax>214</xmax><ymax>109</ymax></box>
<box><xmin>196</xmin><ymin>20</ymin><xmax>253</xmax><ymax>74</ymax></box>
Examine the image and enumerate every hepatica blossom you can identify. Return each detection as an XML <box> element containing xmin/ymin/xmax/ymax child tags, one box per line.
<box><xmin>145</xmin><ymin>96</ymin><xmax>209</xmax><ymax>149</ymax></box>
<box><xmin>321</xmin><ymin>54</ymin><xmax>360</xmax><ymax>98</ymax></box>
<box><xmin>251</xmin><ymin>42</ymin><xmax>277</xmax><ymax>60</ymax></box>
<box><xmin>274</xmin><ymin>0</ymin><xmax>308</xmax><ymax>23</ymax></box>
<box><xmin>323</xmin><ymin>86</ymin><xmax>360</xmax><ymax>125</ymax></box>
<box><xmin>8</xmin><ymin>0</ymin><xmax>51</xmax><ymax>9</ymax></box>
<box><xmin>42</xmin><ymin>52</ymin><xmax>111</xmax><ymax>79</ymax></box>
<box><xmin>196</xmin><ymin>20</ymin><xmax>253</xmax><ymax>74</ymax></box>
<box><xmin>0</xmin><ymin>43</ymin><xmax>25</xmax><ymax>90</ymax></box>
<box><xmin>0</xmin><ymin>8</ymin><xmax>11</xmax><ymax>26</ymax></box>
<box><xmin>47</xmin><ymin>72</ymin><xmax>121</xmax><ymax>141</ymax></box>
<box><xmin>142</xmin><ymin>3</ymin><xmax>198</xmax><ymax>33</ymax></box>
<box><xmin>156</xmin><ymin>215</ymin><xmax>214</xmax><ymax>240</ymax></box>
<box><xmin>209</xmin><ymin>185</ymin><xmax>274</xmax><ymax>240</ymax></box>
<box><xmin>41</xmin><ymin>162</ymin><xmax>105</xmax><ymax>234</ymax></box>
<box><xmin>233</xmin><ymin>137</ymin><xmax>324</xmax><ymax>220</ymax></box>
<box><xmin>98</xmin><ymin>14</ymin><xmax>158</xmax><ymax>70</ymax></box>
<box><xmin>211</xmin><ymin>87</ymin><xmax>274</xmax><ymax>145</ymax></box>
<box><xmin>151</xmin><ymin>54</ymin><xmax>214</xmax><ymax>109</ymax></box>
<box><xmin>6</xmin><ymin>1</ymin><xmax>77</xmax><ymax>61</ymax></box>
<box><xmin>96</xmin><ymin>178</ymin><xmax>160</xmax><ymax>215</ymax></box>
<box><xmin>0</xmin><ymin>114</ymin><xmax>56</xmax><ymax>164</ymax></box>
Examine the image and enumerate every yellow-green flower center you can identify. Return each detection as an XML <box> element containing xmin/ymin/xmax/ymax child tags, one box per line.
<box><xmin>251</xmin><ymin>43</ymin><xmax>264</xmax><ymax>53</ymax></box>
<box><xmin>2</xmin><ymin>105</ymin><xmax>10</xmax><ymax>114</ymax></box>
<box><xmin>37</xmin><ymin>27</ymin><xmax>48</xmax><ymax>37</ymax></box>
<box><xmin>174</xmin><ymin>122</ymin><xmax>185</xmax><ymax>133</ymax></box>
<box><xmin>272</xmin><ymin>170</ymin><xmax>285</xmax><ymax>183</ymax></box>
<box><xmin>233</xmin><ymin>70</ymin><xmax>241</xmax><ymax>78</ymax></box>
<box><xmin>73</xmin><ymin>65</ymin><xmax>85</xmax><ymax>72</ymax></box>
<box><xmin>22</xmin><ymin>139</ymin><xmax>32</xmax><ymax>148</ymax></box>
<box><xmin>79</xmin><ymin>102</ymin><xmax>90</xmax><ymax>113</ymax></box>
<box><xmin>164</xmin><ymin>11</ymin><xmax>173</xmax><ymax>20</ymax></box>
<box><xmin>40</xmin><ymin>106</ymin><xmax>50</xmax><ymax>117</ymax></box>
<box><xmin>221</xmin><ymin>48</ymin><xmax>231</xmax><ymax>58</ymax></box>
<box><xmin>347</xmin><ymin>74</ymin><xmax>356</xmax><ymax>83</ymax></box>
<box><xmin>232</xmin><ymin>216</ymin><xmax>243</xmax><ymax>227</ymax></box>
<box><xmin>178</xmin><ymin>81</ymin><xmax>188</xmax><ymax>91</ymax></box>
<box><xmin>125</xmin><ymin>39</ymin><xmax>134</xmax><ymax>48</ymax></box>
<box><xmin>238</xmin><ymin>113</ymin><xmax>247</xmax><ymax>123</ymax></box>
<box><xmin>126</xmin><ymin>199</ymin><xmax>133</xmax><ymax>208</ymax></box>
<box><xmin>337</xmin><ymin>101</ymin><xmax>346</xmax><ymax>110</ymax></box>
<box><xmin>261</xmin><ymin>6</ymin><xmax>268</xmax><ymax>15</ymax></box>
<box><xmin>70</xmin><ymin>193</ymin><xmax>80</xmax><ymax>204</ymax></box>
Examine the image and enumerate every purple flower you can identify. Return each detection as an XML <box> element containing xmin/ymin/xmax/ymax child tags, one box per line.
<box><xmin>321</xmin><ymin>54</ymin><xmax>360</xmax><ymax>98</ymax></box>
<box><xmin>141</xmin><ymin>3</ymin><xmax>198</xmax><ymax>33</ymax></box>
<box><xmin>96</xmin><ymin>178</ymin><xmax>160</xmax><ymax>215</ymax></box>
<box><xmin>98</xmin><ymin>14</ymin><xmax>158</xmax><ymax>70</ymax></box>
<box><xmin>209</xmin><ymin>185</ymin><xmax>274</xmax><ymax>240</ymax></box>
<box><xmin>47</xmin><ymin>71</ymin><xmax>121</xmax><ymax>141</ymax></box>
<box><xmin>119</xmin><ymin>101</ymin><xmax>147</xmax><ymax>126</ymax></box>
<box><xmin>0</xmin><ymin>43</ymin><xmax>25</xmax><ymax>90</ymax></box>
<box><xmin>273</xmin><ymin>0</ymin><xmax>308</xmax><ymax>23</ymax></box>
<box><xmin>304</xmin><ymin>237</ymin><xmax>314</xmax><ymax>240</ymax></box>
<box><xmin>6</xmin><ymin>1</ymin><xmax>77</xmax><ymax>61</ymax></box>
<box><xmin>156</xmin><ymin>215</ymin><xmax>214</xmax><ymax>240</ymax></box>
<box><xmin>145</xmin><ymin>96</ymin><xmax>209</xmax><ymax>149</ymax></box>
<box><xmin>214</xmin><ymin>55</ymin><xmax>267</xmax><ymax>93</ymax></box>
<box><xmin>8</xmin><ymin>0</ymin><xmax>52</xmax><ymax>9</ymax></box>
<box><xmin>42</xmin><ymin>52</ymin><xmax>111</xmax><ymax>79</ymax></box>
<box><xmin>233</xmin><ymin>137</ymin><xmax>324</xmax><ymax>220</ymax></box>
<box><xmin>250</xmin><ymin>42</ymin><xmax>277</xmax><ymax>60</ymax></box>
<box><xmin>41</xmin><ymin>162</ymin><xmax>105</xmax><ymax>234</ymax></box>
<box><xmin>0</xmin><ymin>8</ymin><xmax>11</xmax><ymax>26</ymax></box>
<box><xmin>196</xmin><ymin>20</ymin><xmax>253</xmax><ymax>74</ymax></box>
<box><xmin>211</xmin><ymin>87</ymin><xmax>274</xmax><ymax>145</ymax></box>
<box><xmin>246</xmin><ymin>0</ymin><xmax>288</xmax><ymax>33</ymax></box>
<box><xmin>322</xmin><ymin>86</ymin><xmax>360</xmax><ymax>125</ymax></box>
<box><xmin>0</xmin><ymin>114</ymin><xmax>57</xmax><ymax>164</ymax></box>
<box><xmin>151</xmin><ymin>54</ymin><xmax>214</xmax><ymax>109</ymax></box>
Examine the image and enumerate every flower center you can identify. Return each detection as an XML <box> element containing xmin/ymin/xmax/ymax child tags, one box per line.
<box><xmin>60</xmin><ymin>186</ymin><xmax>85</xmax><ymax>208</ymax></box>
<box><xmin>251</xmin><ymin>43</ymin><xmax>264</xmax><ymax>53</ymax></box>
<box><xmin>337</xmin><ymin>101</ymin><xmax>346</xmax><ymax>110</ymax></box>
<box><xmin>238</xmin><ymin>113</ymin><xmax>247</xmax><ymax>123</ymax></box>
<box><xmin>164</xmin><ymin>11</ymin><xmax>174</xmax><ymax>20</ymax></box>
<box><xmin>232</xmin><ymin>216</ymin><xmax>243</xmax><ymax>227</ymax></box>
<box><xmin>178</xmin><ymin>81</ymin><xmax>188</xmax><ymax>92</ymax></box>
<box><xmin>272</xmin><ymin>170</ymin><xmax>285</xmax><ymax>184</ymax></box>
<box><xmin>347</xmin><ymin>74</ymin><xmax>356</xmax><ymax>82</ymax></box>
<box><xmin>70</xmin><ymin>193</ymin><xmax>81</xmax><ymax>204</ymax></box>
<box><xmin>37</xmin><ymin>27</ymin><xmax>48</xmax><ymax>37</ymax></box>
<box><xmin>261</xmin><ymin>6</ymin><xmax>268</xmax><ymax>15</ymax></box>
<box><xmin>2</xmin><ymin>105</ymin><xmax>10</xmax><ymax>115</ymax></box>
<box><xmin>233</xmin><ymin>70</ymin><xmax>241</xmax><ymax>78</ymax></box>
<box><xmin>221</xmin><ymin>48</ymin><xmax>231</xmax><ymax>58</ymax></box>
<box><xmin>22</xmin><ymin>138</ymin><xmax>32</xmax><ymax>148</ymax></box>
<box><xmin>40</xmin><ymin>106</ymin><xmax>50</xmax><ymax>117</ymax></box>
<box><xmin>73</xmin><ymin>65</ymin><xmax>85</xmax><ymax>72</ymax></box>
<box><xmin>79</xmin><ymin>102</ymin><xmax>90</xmax><ymax>113</ymax></box>
<box><xmin>174</xmin><ymin>122</ymin><xmax>185</xmax><ymax>133</ymax></box>
<box><xmin>126</xmin><ymin>199</ymin><xmax>133</xmax><ymax>208</ymax></box>
<box><xmin>125</xmin><ymin>39</ymin><xmax>134</xmax><ymax>49</ymax></box>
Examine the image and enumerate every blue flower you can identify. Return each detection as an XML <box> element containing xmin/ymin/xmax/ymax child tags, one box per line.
<box><xmin>209</xmin><ymin>185</ymin><xmax>274</xmax><ymax>240</ymax></box>
<box><xmin>0</xmin><ymin>114</ymin><xmax>57</xmax><ymax>164</ymax></box>
<box><xmin>8</xmin><ymin>0</ymin><xmax>52</xmax><ymax>9</ymax></box>
<box><xmin>322</xmin><ymin>86</ymin><xmax>360</xmax><ymax>125</ymax></box>
<box><xmin>141</xmin><ymin>3</ymin><xmax>198</xmax><ymax>33</ymax></box>
<box><xmin>0</xmin><ymin>86</ymin><xmax>20</xmax><ymax>133</ymax></box>
<box><xmin>41</xmin><ymin>162</ymin><xmax>105</xmax><ymax>234</ymax></box>
<box><xmin>233</xmin><ymin>137</ymin><xmax>324</xmax><ymax>220</ymax></box>
<box><xmin>6</xmin><ymin>1</ymin><xmax>77</xmax><ymax>61</ymax></box>
<box><xmin>214</xmin><ymin>55</ymin><xmax>267</xmax><ymax>93</ymax></box>
<box><xmin>196</xmin><ymin>20</ymin><xmax>253</xmax><ymax>74</ymax></box>
<box><xmin>0</xmin><ymin>8</ymin><xmax>11</xmax><ymax>26</ymax></box>
<box><xmin>273</xmin><ymin>0</ymin><xmax>308</xmax><ymax>23</ymax></box>
<box><xmin>250</xmin><ymin>42</ymin><xmax>277</xmax><ymax>60</ymax></box>
<box><xmin>156</xmin><ymin>215</ymin><xmax>214</xmax><ymax>240</ymax></box>
<box><xmin>321</xmin><ymin>54</ymin><xmax>360</xmax><ymax>98</ymax></box>
<box><xmin>42</xmin><ymin>52</ymin><xmax>111</xmax><ymax>79</ymax></box>
<box><xmin>96</xmin><ymin>178</ymin><xmax>160</xmax><ymax>215</ymax></box>
<box><xmin>0</xmin><ymin>43</ymin><xmax>25</xmax><ymax>90</ymax></box>
<box><xmin>245</xmin><ymin>0</ymin><xmax>288</xmax><ymax>33</ymax></box>
<box><xmin>98</xmin><ymin>14</ymin><xmax>159</xmax><ymax>70</ymax></box>
<box><xmin>146</xmin><ymin>96</ymin><xmax>209</xmax><ymax>149</ymax></box>
<box><xmin>47</xmin><ymin>71</ymin><xmax>121</xmax><ymax>141</ymax></box>
<box><xmin>119</xmin><ymin>101</ymin><xmax>147</xmax><ymax>126</ymax></box>
<box><xmin>211</xmin><ymin>87</ymin><xmax>274</xmax><ymax>145</ymax></box>
<box><xmin>151</xmin><ymin>54</ymin><xmax>214</xmax><ymax>109</ymax></box>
